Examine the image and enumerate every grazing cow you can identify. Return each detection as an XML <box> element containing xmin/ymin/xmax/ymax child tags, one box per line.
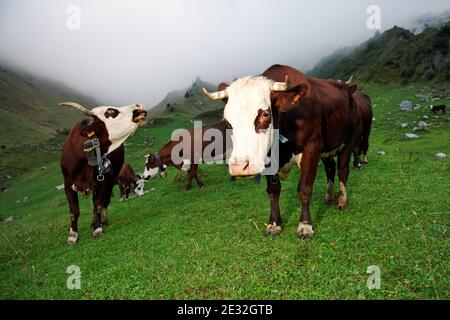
<box><xmin>60</xmin><ymin>102</ymin><xmax>147</xmax><ymax>244</ymax></box>
<box><xmin>430</xmin><ymin>104</ymin><xmax>446</xmax><ymax>114</ymax></box>
<box><xmin>143</xmin><ymin>120</ymin><xmax>231</xmax><ymax>189</ymax></box>
<box><xmin>116</xmin><ymin>163</ymin><xmax>145</xmax><ymax>200</ymax></box>
<box><xmin>352</xmin><ymin>93</ymin><xmax>373</xmax><ymax>168</ymax></box>
<box><xmin>203</xmin><ymin>64</ymin><xmax>356</xmax><ymax>238</ymax></box>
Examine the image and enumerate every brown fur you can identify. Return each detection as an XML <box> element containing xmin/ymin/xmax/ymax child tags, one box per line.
<box><xmin>61</xmin><ymin>117</ymin><xmax>124</xmax><ymax>237</ymax></box>
<box><xmin>116</xmin><ymin>163</ymin><xmax>141</xmax><ymax>199</ymax></box>
<box><xmin>145</xmin><ymin>120</ymin><xmax>231</xmax><ymax>190</ymax></box>
<box><xmin>260</xmin><ymin>65</ymin><xmax>357</xmax><ymax>237</ymax></box>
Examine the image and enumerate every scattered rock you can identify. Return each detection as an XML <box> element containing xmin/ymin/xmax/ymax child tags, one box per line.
<box><xmin>413</xmin><ymin>121</ymin><xmax>428</xmax><ymax>131</ymax></box>
<box><xmin>377</xmin><ymin>150</ymin><xmax>386</xmax><ymax>156</ymax></box>
<box><xmin>372</xmin><ymin>117</ymin><xmax>376</xmax><ymax>121</ymax></box>
<box><xmin>400</xmin><ymin>123</ymin><xmax>408</xmax><ymax>128</ymax></box>
<box><xmin>435</xmin><ymin>153</ymin><xmax>447</xmax><ymax>159</ymax></box>
<box><xmin>423</xmin><ymin>115</ymin><xmax>429</xmax><ymax>119</ymax></box>
<box><xmin>1</xmin><ymin>216</ymin><xmax>14</xmax><ymax>223</ymax></box>
<box><xmin>5</xmin><ymin>175</ymin><xmax>11</xmax><ymax>180</ymax></box>
<box><xmin>1</xmin><ymin>187</ymin><xmax>7</xmax><ymax>192</ymax></box>
<box><xmin>41</xmin><ymin>166</ymin><xmax>47</xmax><ymax>170</ymax></box>
<box><xmin>414</xmin><ymin>104</ymin><xmax>421</xmax><ymax>110</ymax></box>
<box><xmin>403</xmin><ymin>133</ymin><xmax>419</xmax><ymax>139</ymax></box>
<box><xmin>55</xmin><ymin>184</ymin><xmax>65</xmax><ymax>191</ymax></box>
<box><xmin>400</xmin><ymin>100</ymin><xmax>413</xmax><ymax>111</ymax></box>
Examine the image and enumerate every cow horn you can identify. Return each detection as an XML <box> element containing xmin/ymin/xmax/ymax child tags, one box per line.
<box><xmin>345</xmin><ymin>75</ymin><xmax>354</xmax><ymax>84</ymax></box>
<box><xmin>202</xmin><ymin>88</ymin><xmax>228</xmax><ymax>100</ymax></box>
<box><xmin>271</xmin><ymin>75</ymin><xmax>289</xmax><ymax>91</ymax></box>
<box><xmin>59</xmin><ymin>102</ymin><xmax>95</xmax><ymax>117</ymax></box>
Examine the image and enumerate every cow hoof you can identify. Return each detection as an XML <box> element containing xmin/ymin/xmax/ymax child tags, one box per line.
<box><xmin>362</xmin><ymin>155</ymin><xmax>369</xmax><ymax>164</ymax></box>
<box><xmin>264</xmin><ymin>223</ymin><xmax>282</xmax><ymax>236</ymax></box>
<box><xmin>185</xmin><ymin>185</ymin><xmax>192</xmax><ymax>191</ymax></box>
<box><xmin>67</xmin><ymin>228</ymin><xmax>78</xmax><ymax>245</ymax></box>
<box><xmin>337</xmin><ymin>197</ymin><xmax>347</xmax><ymax>210</ymax></box>
<box><xmin>198</xmin><ymin>184</ymin><xmax>205</xmax><ymax>189</ymax></box>
<box><xmin>92</xmin><ymin>227</ymin><xmax>103</xmax><ymax>237</ymax></box>
<box><xmin>296</xmin><ymin>223</ymin><xmax>315</xmax><ymax>238</ymax></box>
<box><xmin>325</xmin><ymin>194</ymin><xmax>335</xmax><ymax>205</ymax></box>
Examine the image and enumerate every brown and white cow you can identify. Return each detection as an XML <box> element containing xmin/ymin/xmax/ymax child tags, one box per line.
<box><xmin>204</xmin><ymin>64</ymin><xmax>357</xmax><ymax>238</ymax></box>
<box><xmin>143</xmin><ymin>120</ymin><xmax>231</xmax><ymax>190</ymax></box>
<box><xmin>116</xmin><ymin>163</ymin><xmax>145</xmax><ymax>200</ymax></box>
<box><xmin>352</xmin><ymin>93</ymin><xmax>373</xmax><ymax>168</ymax></box>
<box><xmin>60</xmin><ymin>102</ymin><xmax>147</xmax><ymax>244</ymax></box>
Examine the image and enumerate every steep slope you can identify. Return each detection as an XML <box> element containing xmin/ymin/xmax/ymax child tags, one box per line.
<box><xmin>309</xmin><ymin>22</ymin><xmax>450</xmax><ymax>84</ymax></box>
<box><xmin>0</xmin><ymin>65</ymin><xmax>96</xmax><ymax>147</ymax></box>
<box><xmin>148</xmin><ymin>76</ymin><xmax>224</xmax><ymax>123</ymax></box>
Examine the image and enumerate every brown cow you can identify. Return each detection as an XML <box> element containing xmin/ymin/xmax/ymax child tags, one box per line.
<box><xmin>116</xmin><ymin>163</ymin><xmax>145</xmax><ymax>200</ymax></box>
<box><xmin>203</xmin><ymin>64</ymin><xmax>357</xmax><ymax>238</ymax></box>
<box><xmin>60</xmin><ymin>102</ymin><xmax>147</xmax><ymax>244</ymax></box>
<box><xmin>352</xmin><ymin>93</ymin><xmax>373</xmax><ymax>168</ymax></box>
<box><xmin>143</xmin><ymin>120</ymin><xmax>231</xmax><ymax>190</ymax></box>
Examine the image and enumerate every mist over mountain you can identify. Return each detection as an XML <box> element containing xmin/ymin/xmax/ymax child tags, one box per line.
<box><xmin>0</xmin><ymin>65</ymin><xmax>96</xmax><ymax>147</ymax></box>
<box><xmin>309</xmin><ymin>22</ymin><xmax>450</xmax><ymax>84</ymax></box>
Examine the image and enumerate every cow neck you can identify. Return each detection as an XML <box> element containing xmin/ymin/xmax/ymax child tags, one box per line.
<box><xmin>80</xmin><ymin>118</ymin><xmax>112</xmax><ymax>155</ymax></box>
<box><xmin>157</xmin><ymin>148</ymin><xmax>172</xmax><ymax>166</ymax></box>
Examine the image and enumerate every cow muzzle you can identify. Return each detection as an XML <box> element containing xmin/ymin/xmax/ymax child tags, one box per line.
<box><xmin>228</xmin><ymin>158</ymin><xmax>263</xmax><ymax>177</ymax></box>
<box><xmin>132</xmin><ymin>104</ymin><xmax>147</xmax><ymax>125</ymax></box>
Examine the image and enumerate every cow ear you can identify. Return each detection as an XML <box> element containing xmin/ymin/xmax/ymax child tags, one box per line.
<box><xmin>349</xmin><ymin>84</ymin><xmax>357</xmax><ymax>95</ymax></box>
<box><xmin>271</xmin><ymin>84</ymin><xmax>307</xmax><ymax>111</ymax></box>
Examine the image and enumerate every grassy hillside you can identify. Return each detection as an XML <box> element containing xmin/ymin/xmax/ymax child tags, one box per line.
<box><xmin>0</xmin><ymin>65</ymin><xmax>96</xmax><ymax>147</ymax></box>
<box><xmin>148</xmin><ymin>77</ymin><xmax>224</xmax><ymax>124</ymax></box>
<box><xmin>309</xmin><ymin>22</ymin><xmax>450</xmax><ymax>84</ymax></box>
<box><xmin>0</xmin><ymin>83</ymin><xmax>448</xmax><ymax>299</ymax></box>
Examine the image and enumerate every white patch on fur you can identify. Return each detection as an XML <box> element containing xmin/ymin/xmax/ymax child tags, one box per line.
<box><xmin>224</xmin><ymin>76</ymin><xmax>277</xmax><ymax>175</ymax></box>
<box><xmin>67</xmin><ymin>228</ymin><xmax>78</xmax><ymax>244</ymax></box>
<box><xmin>338</xmin><ymin>181</ymin><xmax>347</xmax><ymax>209</ymax></box>
<box><xmin>265</xmin><ymin>222</ymin><xmax>282</xmax><ymax>235</ymax></box>
<box><xmin>143</xmin><ymin>166</ymin><xmax>159</xmax><ymax>179</ymax></box>
<box><xmin>133</xmin><ymin>179</ymin><xmax>145</xmax><ymax>196</ymax></box>
<box><xmin>91</xmin><ymin>104</ymin><xmax>144</xmax><ymax>154</ymax></box>
<box><xmin>92</xmin><ymin>227</ymin><xmax>103</xmax><ymax>237</ymax></box>
<box><xmin>297</xmin><ymin>223</ymin><xmax>315</xmax><ymax>237</ymax></box>
<box><xmin>278</xmin><ymin>153</ymin><xmax>302</xmax><ymax>180</ymax></box>
<box><xmin>181</xmin><ymin>159</ymin><xmax>191</xmax><ymax>171</ymax></box>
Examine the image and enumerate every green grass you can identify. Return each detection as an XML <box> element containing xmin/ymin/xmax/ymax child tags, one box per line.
<box><xmin>0</xmin><ymin>84</ymin><xmax>449</xmax><ymax>299</ymax></box>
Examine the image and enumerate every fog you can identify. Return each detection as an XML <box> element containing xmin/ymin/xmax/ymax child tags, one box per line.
<box><xmin>0</xmin><ymin>0</ymin><xmax>448</xmax><ymax>107</ymax></box>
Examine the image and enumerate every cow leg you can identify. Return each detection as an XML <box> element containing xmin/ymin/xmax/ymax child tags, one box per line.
<box><xmin>64</xmin><ymin>183</ymin><xmax>80</xmax><ymax>244</ymax></box>
<box><xmin>191</xmin><ymin>164</ymin><xmax>204</xmax><ymax>188</ymax></box>
<box><xmin>119</xmin><ymin>185</ymin><xmax>125</xmax><ymax>201</ymax></box>
<box><xmin>185</xmin><ymin>168</ymin><xmax>193</xmax><ymax>190</ymax></box>
<box><xmin>321</xmin><ymin>157</ymin><xmax>336</xmax><ymax>205</ymax></box>
<box><xmin>297</xmin><ymin>148</ymin><xmax>320</xmax><ymax>238</ymax></box>
<box><xmin>361</xmin><ymin>128</ymin><xmax>370</xmax><ymax>164</ymax></box>
<box><xmin>264</xmin><ymin>174</ymin><xmax>282</xmax><ymax>236</ymax></box>
<box><xmin>92</xmin><ymin>181</ymin><xmax>114</xmax><ymax>237</ymax></box>
<box><xmin>353</xmin><ymin>128</ymin><xmax>363</xmax><ymax>169</ymax></box>
<box><xmin>336</xmin><ymin>145</ymin><xmax>353</xmax><ymax>210</ymax></box>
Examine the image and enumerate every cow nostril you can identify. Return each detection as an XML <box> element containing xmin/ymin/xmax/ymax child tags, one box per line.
<box><xmin>262</xmin><ymin>111</ymin><xmax>270</xmax><ymax>118</ymax></box>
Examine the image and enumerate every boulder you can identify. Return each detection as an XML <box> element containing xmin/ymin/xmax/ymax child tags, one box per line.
<box><xmin>403</xmin><ymin>133</ymin><xmax>419</xmax><ymax>139</ymax></box>
<box><xmin>435</xmin><ymin>153</ymin><xmax>447</xmax><ymax>159</ymax></box>
<box><xmin>400</xmin><ymin>100</ymin><xmax>413</xmax><ymax>111</ymax></box>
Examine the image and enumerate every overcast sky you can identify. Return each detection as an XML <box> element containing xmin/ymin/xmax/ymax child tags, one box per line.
<box><xmin>0</xmin><ymin>0</ymin><xmax>449</xmax><ymax>107</ymax></box>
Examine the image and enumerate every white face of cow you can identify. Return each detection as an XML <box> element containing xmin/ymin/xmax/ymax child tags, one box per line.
<box><xmin>133</xmin><ymin>179</ymin><xmax>145</xmax><ymax>197</ymax></box>
<box><xmin>222</xmin><ymin>76</ymin><xmax>276</xmax><ymax>176</ymax></box>
<box><xmin>91</xmin><ymin>103</ymin><xmax>147</xmax><ymax>154</ymax></box>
